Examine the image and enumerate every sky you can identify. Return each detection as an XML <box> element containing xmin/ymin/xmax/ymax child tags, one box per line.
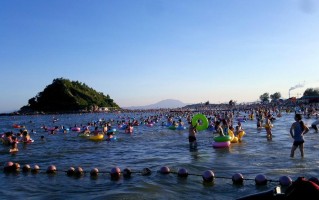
<box><xmin>1</xmin><ymin>0</ymin><xmax>319</xmax><ymax>113</ymax></box>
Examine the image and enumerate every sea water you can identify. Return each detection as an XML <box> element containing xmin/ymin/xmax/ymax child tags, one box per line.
<box><xmin>0</xmin><ymin>112</ymin><xmax>318</xmax><ymax>200</ymax></box>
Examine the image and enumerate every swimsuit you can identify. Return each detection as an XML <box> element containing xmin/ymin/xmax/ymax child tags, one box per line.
<box><xmin>188</xmin><ymin>136</ymin><xmax>196</xmax><ymax>142</ymax></box>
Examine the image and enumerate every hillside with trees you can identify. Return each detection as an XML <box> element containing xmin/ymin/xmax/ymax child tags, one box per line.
<box><xmin>20</xmin><ymin>78</ymin><xmax>119</xmax><ymax>113</ymax></box>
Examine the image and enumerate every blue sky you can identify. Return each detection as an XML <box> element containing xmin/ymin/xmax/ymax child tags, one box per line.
<box><xmin>1</xmin><ymin>0</ymin><xmax>319</xmax><ymax>112</ymax></box>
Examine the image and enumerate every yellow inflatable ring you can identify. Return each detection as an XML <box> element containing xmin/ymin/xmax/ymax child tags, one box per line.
<box><xmin>228</xmin><ymin>130</ymin><xmax>235</xmax><ymax>140</ymax></box>
<box><xmin>264</xmin><ymin>124</ymin><xmax>273</xmax><ymax>128</ymax></box>
<box><xmin>238</xmin><ymin>131</ymin><xmax>245</xmax><ymax>139</ymax></box>
<box><xmin>231</xmin><ymin>137</ymin><xmax>238</xmax><ymax>143</ymax></box>
<box><xmin>89</xmin><ymin>134</ymin><xmax>104</xmax><ymax>141</ymax></box>
<box><xmin>192</xmin><ymin>114</ymin><xmax>209</xmax><ymax>131</ymax></box>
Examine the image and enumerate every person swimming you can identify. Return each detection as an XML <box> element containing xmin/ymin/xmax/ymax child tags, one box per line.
<box><xmin>9</xmin><ymin>141</ymin><xmax>18</xmax><ymax>153</ymax></box>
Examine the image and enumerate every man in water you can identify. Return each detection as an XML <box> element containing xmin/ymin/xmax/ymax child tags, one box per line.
<box><xmin>188</xmin><ymin>123</ymin><xmax>197</xmax><ymax>149</ymax></box>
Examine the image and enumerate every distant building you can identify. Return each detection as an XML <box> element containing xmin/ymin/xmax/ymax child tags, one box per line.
<box><xmin>99</xmin><ymin>107</ymin><xmax>109</xmax><ymax>112</ymax></box>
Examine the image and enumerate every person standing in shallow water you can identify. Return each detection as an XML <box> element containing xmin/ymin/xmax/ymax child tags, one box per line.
<box><xmin>265</xmin><ymin>115</ymin><xmax>273</xmax><ymax>140</ymax></box>
<box><xmin>188</xmin><ymin>123</ymin><xmax>197</xmax><ymax>149</ymax></box>
<box><xmin>290</xmin><ymin>114</ymin><xmax>309</xmax><ymax>158</ymax></box>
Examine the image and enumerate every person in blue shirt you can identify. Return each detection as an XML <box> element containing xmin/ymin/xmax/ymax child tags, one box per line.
<box><xmin>290</xmin><ymin>114</ymin><xmax>309</xmax><ymax>158</ymax></box>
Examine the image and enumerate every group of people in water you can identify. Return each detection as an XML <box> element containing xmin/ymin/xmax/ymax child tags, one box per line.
<box><xmin>188</xmin><ymin>113</ymin><xmax>247</xmax><ymax>149</ymax></box>
<box><xmin>186</xmin><ymin>106</ymin><xmax>319</xmax><ymax>158</ymax></box>
<box><xmin>2</xmin><ymin>104</ymin><xmax>319</xmax><ymax>158</ymax></box>
<box><xmin>0</xmin><ymin>129</ymin><xmax>33</xmax><ymax>153</ymax></box>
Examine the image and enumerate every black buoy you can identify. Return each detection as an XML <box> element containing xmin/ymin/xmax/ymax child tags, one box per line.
<box><xmin>31</xmin><ymin>165</ymin><xmax>40</xmax><ymax>174</ymax></box>
<box><xmin>141</xmin><ymin>168</ymin><xmax>151</xmax><ymax>176</ymax></box>
<box><xmin>160</xmin><ymin>166</ymin><xmax>170</xmax><ymax>175</ymax></box>
<box><xmin>74</xmin><ymin>167</ymin><xmax>84</xmax><ymax>177</ymax></box>
<box><xmin>22</xmin><ymin>164</ymin><xmax>31</xmax><ymax>173</ymax></box>
<box><xmin>232</xmin><ymin>173</ymin><xmax>244</xmax><ymax>184</ymax></box>
<box><xmin>110</xmin><ymin>167</ymin><xmax>121</xmax><ymax>180</ymax></box>
<box><xmin>90</xmin><ymin>168</ymin><xmax>99</xmax><ymax>177</ymax></box>
<box><xmin>67</xmin><ymin>167</ymin><xmax>75</xmax><ymax>176</ymax></box>
<box><xmin>177</xmin><ymin>168</ymin><xmax>188</xmax><ymax>178</ymax></box>
<box><xmin>46</xmin><ymin>165</ymin><xmax>57</xmax><ymax>174</ymax></box>
<box><xmin>202</xmin><ymin>170</ymin><xmax>215</xmax><ymax>182</ymax></box>
<box><xmin>255</xmin><ymin>174</ymin><xmax>267</xmax><ymax>185</ymax></box>
<box><xmin>3</xmin><ymin>161</ymin><xmax>14</xmax><ymax>173</ymax></box>
<box><xmin>123</xmin><ymin>168</ymin><xmax>132</xmax><ymax>178</ymax></box>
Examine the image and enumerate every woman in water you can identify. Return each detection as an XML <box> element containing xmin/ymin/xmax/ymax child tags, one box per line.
<box><xmin>290</xmin><ymin>114</ymin><xmax>309</xmax><ymax>158</ymax></box>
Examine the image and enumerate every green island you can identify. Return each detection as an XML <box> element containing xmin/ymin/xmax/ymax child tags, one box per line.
<box><xmin>19</xmin><ymin>78</ymin><xmax>120</xmax><ymax>114</ymax></box>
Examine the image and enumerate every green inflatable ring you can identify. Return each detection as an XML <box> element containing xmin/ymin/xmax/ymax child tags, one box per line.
<box><xmin>213</xmin><ymin>135</ymin><xmax>232</xmax><ymax>142</ymax></box>
<box><xmin>191</xmin><ymin>114</ymin><xmax>209</xmax><ymax>131</ymax></box>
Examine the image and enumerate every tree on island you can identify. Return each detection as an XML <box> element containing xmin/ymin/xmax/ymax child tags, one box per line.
<box><xmin>229</xmin><ymin>100</ymin><xmax>236</xmax><ymax>107</ymax></box>
<box><xmin>270</xmin><ymin>92</ymin><xmax>281</xmax><ymax>102</ymax></box>
<box><xmin>301</xmin><ymin>88</ymin><xmax>319</xmax><ymax>103</ymax></box>
<box><xmin>259</xmin><ymin>93</ymin><xmax>269</xmax><ymax>103</ymax></box>
<box><xmin>303</xmin><ymin>88</ymin><xmax>319</xmax><ymax>97</ymax></box>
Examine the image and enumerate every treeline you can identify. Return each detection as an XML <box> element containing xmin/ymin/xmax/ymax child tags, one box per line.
<box><xmin>259</xmin><ymin>88</ymin><xmax>319</xmax><ymax>103</ymax></box>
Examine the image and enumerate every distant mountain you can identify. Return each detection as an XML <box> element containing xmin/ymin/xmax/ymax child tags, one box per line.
<box><xmin>124</xmin><ymin>99</ymin><xmax>187</xmax><ymax>110</ymax></box>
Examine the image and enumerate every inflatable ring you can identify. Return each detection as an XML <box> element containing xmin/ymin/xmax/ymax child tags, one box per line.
<box><xmin>22</xmin><ymin>139</ymin><xmax>34</xmax><ymax>144</ymax></box>
<box><xmin>263</xmin><ymin>124</ymin><xmax>273</xmax><ymax>128</ymax></box>
<box><xmin>231</xmin><ymin>136</ymin><xmax>238</xmax><ymax>143</ymax></box>
<box><xmin>238</xmin><ymin>131</ymin><xmax>245</xmax><ymax>139</ymax></box>
<box><xmin>228</xmin><ymin>130</ymin><xmax>235</xmax><ymax>141</ymax></box>
<box><xmin>107</xmin><ymin>128</ymin><xmax>117</xmax><ymax>133</ymax></box>
<box><xmin>106</xmin><ymin>136</ymin><xmax>117</xmax><ymax>141</ymax></box>
<box><xmin>71</xmin><ymin>127</ymin><xmax>81</xmax><ymax>132</ymax></box>
<box><xmin>213</xmin><ymin>135</ymin><xmax>232</xmax><ymax>142</ymax></box>
<box><xmin>78</xmin><ymin>133</ymin><xmax>90</xmax><ymax>138</ymax></box>
<box><xmin>192</xmin><ymin>114</ymin><xmax>209</xmax><ymax>131</ymax></box>
<box><xmin>212</xmin><ymin>141</ymin><xmax>231</xmax><ymax>148</ymax></box>
<box><xmin>176</xmin><ymin>126</ymin><xmax>186</xmax><ymax>130</ymax></box>
<box><xmin>89</xmin><ymin>134</ymin><xmax>104</xmax><ymax>141</ymax></box>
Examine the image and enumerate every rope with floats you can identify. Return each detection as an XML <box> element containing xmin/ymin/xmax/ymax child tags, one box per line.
<box><xmin>2</xmin><ymin>161</ymin><xmax>298</xmax><ymax>187</ymax></box>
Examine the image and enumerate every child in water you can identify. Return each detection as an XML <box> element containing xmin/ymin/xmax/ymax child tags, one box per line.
<box><xmin>10</xmin><ymin>141</ymin><xmax>18</xmax><ymax>153</ymax></box>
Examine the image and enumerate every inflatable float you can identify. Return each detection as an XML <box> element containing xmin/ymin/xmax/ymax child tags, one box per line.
<box><xmin>88</xmin><ymin>134</ymin><xmax>104</xmax><ymax>141</ymax></box>
<box><xmin>192</xmin><ymin>114</ymin><xmax>209</xmax><ymax>131</ymax></box>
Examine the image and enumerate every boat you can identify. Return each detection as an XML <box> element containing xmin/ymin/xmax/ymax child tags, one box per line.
<box><xmin>237</xmin><ymin>177</ymin><xmax>319</xmax><ymax>200</ymax></box>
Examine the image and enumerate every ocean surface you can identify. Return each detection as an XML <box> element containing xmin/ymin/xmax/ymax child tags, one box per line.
<box><xmin>0</xmin><ymin>111</ymin><xmax>318</xmax><ymax>200</ymax></box>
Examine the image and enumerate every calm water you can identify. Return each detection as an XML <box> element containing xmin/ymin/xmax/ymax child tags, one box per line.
<box><xmin>1</xmin><ymin>112</ymin><xmax>318</xmax><ymax>200</ymax></box>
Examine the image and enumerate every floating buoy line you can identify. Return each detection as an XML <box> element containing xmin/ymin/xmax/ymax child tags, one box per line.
<box><xmin>1</xmin><ymin>161</ymin><xmax>300</xmax><ymax>187</ymax></box>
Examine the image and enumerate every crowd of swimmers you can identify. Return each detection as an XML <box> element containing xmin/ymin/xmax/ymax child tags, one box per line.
<box><xmin>185</xmin><ymin>105</ymin><xmax>319</xmax><ymax>152</ymax></box>
<box><xmin>0</xmin><ymin>129</ymin><xmax>33</xmax><ymax>153</ymax></box>
<box><xmin>1</xmin><ymin>103</ymin><xmax>319</xmax><ymax>156</ymax></box>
